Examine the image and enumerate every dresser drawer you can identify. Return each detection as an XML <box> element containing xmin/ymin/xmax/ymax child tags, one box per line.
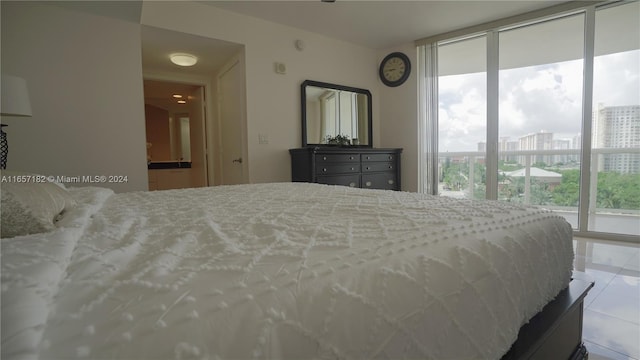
<box><xmin>362</xmin><ymin>162</ymin><xmax>395</xmax><ymax>173</ymax></box>
<box><xmin>316</xmin><ymin>163</ymin><xmax>360</xmax><ymax>175</ymax></box>
<box><xmin>317</xmin><ymin>174</ymin><xmax>360</xmax><ymax>188</ymax></box>
<box><xmin>290</xmin><ymin>147</ymin><xmax>402</xmax><ymax>191</ymax></box>
<box><xmin>362</xmin><ymin>173</ymin><xmax>398</xmax><ymax>190</ymax></box>
<box><xmin>315</xmin><ymin>154</ymin><xmax>359</xmax><ymax>163</ymax></box>
<box><xmin>362</xmin><ymin>153</ymin><xmax>397</xmax><ymax>162</ymax></box>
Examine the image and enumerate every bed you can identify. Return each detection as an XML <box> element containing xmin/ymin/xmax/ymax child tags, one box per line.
<box><xmin>1</xmin><ymin>178</ymin><xmax>591</xmax><ymax>359</ymax></box>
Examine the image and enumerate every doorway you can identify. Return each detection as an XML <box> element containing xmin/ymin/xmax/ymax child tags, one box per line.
<box><xmin>143</xmin><ymin>79</ymin><xmax>207</xmax><ymax>190</ymax></box>
<box><xmin>140</xmin><ymin>25</ymin><xmax>248</xmax><ymax>188</ymax></box>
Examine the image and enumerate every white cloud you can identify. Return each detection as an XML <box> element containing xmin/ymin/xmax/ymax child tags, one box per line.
<box><xmin>438</xmin><ymin>49</ymin><xmax>638</xmax><ymax>151</ymax></box>
<box><xmin>438</xmin><ymin>73</ymin><xmax>486</xmax><ymax>151</ymax></box>
<box><xmin>500</xmin><ymin>60</ymin><xmax>583</xmax><ymax>139</ymax></box>
<box><xmin>594</xmin><ymin>50</ymin><xmax>640</xmax><ymax>107</ymax></box>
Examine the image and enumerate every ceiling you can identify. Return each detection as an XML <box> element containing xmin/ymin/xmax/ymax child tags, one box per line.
<box><xmin>141</xmin><ymin>25</ymin><xmax>243</xmax><ymax>77</ymax></box>
<box><xmin>140</xmin><ymin>26</ymin><xmax>242</xmax><ymax>109</ymax></box>
<box><xmin>61</xmin><ymin>1</ymin><xmax>570</xmax><ymax>108</ymax></box>
<box><xmin>143</xmin><ymin>80</ymin><xmax>203</xmax><ymax>113</ymax></box>
<box><xmin>59</xmin><ymin>1</ymin><xmax>569</xmax><ymax>76</ymax></box>
<box><xmin>138</xmin><ymin>1</ymin><xmax>566</xmax><ymax>78</ymax></box>
<box><xmin>204</xmin><ymin>0</ymin><xmax>566</xmax><ymax>49</ymax></box>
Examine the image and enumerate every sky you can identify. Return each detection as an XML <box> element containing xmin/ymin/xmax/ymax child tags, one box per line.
<box><xmin>438</xmin><ymin>49</ymin><xmax>640</xmax><ymax>152</ymax></box>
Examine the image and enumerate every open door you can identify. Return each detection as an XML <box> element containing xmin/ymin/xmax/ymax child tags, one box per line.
<box><xmin>218</xmin><ymin>59</ymin><xmax>248</xmax><ymax>185</ymax></box>
<box><xmin>188</xmin><ymin>86</ymin><xmax>207</xmax><ymax>187</ymax></box>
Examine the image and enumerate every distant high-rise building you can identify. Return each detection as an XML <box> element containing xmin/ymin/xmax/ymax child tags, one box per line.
<box><xmin>552</xmin><ymin>139</ymin><xmax>571</xmax><ymax>164</ymax></box>
<box><xmin>592</xmin><ymin>104</ymin><xmax>640</xmax><ymax>174</ymax></box>
<box><xmin>571</xmin><ymin>133</ymin><xmax>581</xmax><ymax>162</ymax></box>
<box><xmin>572</xmin><ymin>133</ymin><xmax>581</xmax><ymax>149</ymax></box>
<box><xmin>519</xmin><ymin>131</ymin><xmax>553</xmax><ymax>165</ymax></box>
<box><xmin>498</xmin><ymin>137</ymin><xmax>519</xmax><ymax>163</ymax></box>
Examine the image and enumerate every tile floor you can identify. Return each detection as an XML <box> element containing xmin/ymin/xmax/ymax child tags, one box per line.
<box><xmin>573</xmin><ymin>237</ymin><xmax>640</xmax><ymax>360</ymax></box>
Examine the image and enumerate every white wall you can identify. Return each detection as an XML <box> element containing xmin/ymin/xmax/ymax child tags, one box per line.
<box><xmin>1</xmin><ymin>2</ymin><xmax>147</xmax><ymax>192</ymax></box>
<box><xmin>1</xmin><ymin>1</ymin><xmax>419</xmax><ymax>192</ymax></box>
<box><xmin>141</xmin><ymin>2</ymin><xmax>380</xmax><ymax>184</ymax></box>
<box><xmin>378</xmin><ymin>44</ymin><xmax>420</xmax><ymax>192</ymax></box>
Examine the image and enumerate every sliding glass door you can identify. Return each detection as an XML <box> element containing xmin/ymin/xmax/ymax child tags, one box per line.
<box><xmin>498</xmin><ymin>14</ymin><xmax>585</xmax><ymax>229</ymax></box>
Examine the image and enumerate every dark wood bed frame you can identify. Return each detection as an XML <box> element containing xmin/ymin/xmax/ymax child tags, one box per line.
<box><xmin>501</xmin><ymin>277</ymin><xmax>594</xmax><ymax>360</ymax></box>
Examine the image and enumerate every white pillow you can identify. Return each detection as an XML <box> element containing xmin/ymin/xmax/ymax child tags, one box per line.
<box><xmin>1</xmin><ymin>171</ymin><xmax>76</xmax><ymax>238</ymax></box>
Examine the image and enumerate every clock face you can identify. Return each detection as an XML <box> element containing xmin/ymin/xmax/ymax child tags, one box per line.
<box><xmin>382</xmin><ymin>57</ymin><xmax>406</xmax><ymax>81</ymax></box>
<box><xmin>379</xmin><ymin>52</ymin><xmax>411</xmax><ymax>87</ymax></box>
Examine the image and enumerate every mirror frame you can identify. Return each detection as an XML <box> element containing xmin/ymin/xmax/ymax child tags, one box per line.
<box><xmin>301</xmin><ymin>80</ymin><xmax>373</xmax><ymax>147</ymax></box>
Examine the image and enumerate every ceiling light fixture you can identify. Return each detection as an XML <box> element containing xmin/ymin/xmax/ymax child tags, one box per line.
<box><xmin>172</xmin><ymin>94</ymin><xmax>183</xmax><ymax>98</ymax></box>
<box><xmin>170</xmin><ymin>53</ymin><xmax>198</xmax><ymax>67</ymax></box>
<box><xmin>177</xmin><ymin>100</ymin><xmax>186</xmax><ymax>104</ymax></box>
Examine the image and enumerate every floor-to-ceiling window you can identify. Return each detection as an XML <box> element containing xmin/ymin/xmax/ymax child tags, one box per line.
<box><xmin>590</xmin><ymin>3</ymin><xmax>640</xmax><ymax>235</ymax></box>
<box><xmin>498</xmin><ymin>14</ymin><xmax>585</xmax><ymax>229</ymax></box>
<box><xmin>419</xmin><ymin>1</ymin><xmax>639</xmax><ymax>241</ymax></box>
<box><xmin>437</xmin><ymin>36</ymin><xmax>487</xmax><ymax>199</ymax></box>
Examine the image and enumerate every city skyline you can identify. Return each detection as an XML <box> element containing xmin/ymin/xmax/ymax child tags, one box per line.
<box><xmin>477</xmin><ymin>103</ymin><xmax>640</xmax><ymax>152</ymax></box>
<box><xmin>438</xmin><ymin>49</ymin><xmax>640</xmax><ymax>153</ymax></box>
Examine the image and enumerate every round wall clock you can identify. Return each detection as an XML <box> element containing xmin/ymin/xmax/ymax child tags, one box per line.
<box><xmin>379</xmin><ymin>52</ymin><xmax>411</xmax><ymax>87</ymax></box>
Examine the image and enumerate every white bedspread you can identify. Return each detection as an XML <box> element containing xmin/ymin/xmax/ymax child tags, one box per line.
<box><xmin>2</xmin><ymin>183</ymin><xmax>574</xmax><ymax>360</ymax></box>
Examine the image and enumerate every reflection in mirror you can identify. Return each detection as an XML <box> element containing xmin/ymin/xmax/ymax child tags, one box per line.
<box><xmin>144</xmin><ymin>105</ymin><xmax>191</xmax><ymax>162</ymax></box>
<box><xmin>143</xmin><ymin>80</ymin><xmax>200</xmax><ymax>163</ymax></box>
<box><xmin>169</xmin><ymin>115</ymin><xmax>191</xmax><ymax>161</ymax></box>
<box><xmin>302</xmin><ymin>80</ymin><xmax>372</xmax><ymax>147</ymax></box>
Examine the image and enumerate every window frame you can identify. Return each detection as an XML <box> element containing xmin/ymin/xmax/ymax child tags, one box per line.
<box><xmin>417</xmin><ymin>1</ymin><xmax>639</xmax><ymax>243</ymax></box>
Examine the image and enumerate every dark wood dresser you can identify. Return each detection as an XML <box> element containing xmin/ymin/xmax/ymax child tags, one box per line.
<box><xmin>289</xmin><ymin>147</ymin><xmax>402</xmax><ymax>190</ymax></box>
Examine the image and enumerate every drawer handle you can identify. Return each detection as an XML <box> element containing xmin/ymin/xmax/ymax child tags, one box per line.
<box><xmin>365</xmin><ymin>181</ymin><xmax>372</xmax><ymax>187</ymax></box>
<box><xmin>349</xmin><ymin>156</ymin><xmax>354</xmax><ymax>160</ymax></box>
<box><xmin>366</xmin><ymin>166</ymin><xmax>370</xmax><ymax>170</ymax></box>
<box><xmin>323</xmin><ymin>156</ymin><xmax>327</xmax><ymax>161</ymax></box>
<box><xmin>389</xmin><ymin>156</ymin><xmax>393</xmax><ymax>160</ymax></box>
<box><xmin>323</xmin><ymin>168</ymin><xmax>327</xmax><ymax>172</ymax></box>
<box><xmin>388</xmin><ymin>180</ymin><xmax>394</xmax><ymax>185</ymax></box>
<box><xmin>349</xmin><ymin>182</ymin><xmax>356</xmax><ymax>187</ymax></box>
<box><xmin>389</xmin><ymin>166</ymin><xmax>393</xmax><ymax>169</ymax></box>
<box><xmin>366</xmin><ymin>156</ymin><xmax>371</xmax><ymax>160</ymax></box>
<box><xmin>351</xmin><ymin>167</ymin><xmax>355</xmax><ymax>171</ymax></box>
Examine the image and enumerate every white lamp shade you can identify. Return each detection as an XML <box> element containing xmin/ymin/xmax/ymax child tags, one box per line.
<box><xmin>1</xmin><ymin>75</ymin><xmax>32</xmax><ymax>117</ymax></box>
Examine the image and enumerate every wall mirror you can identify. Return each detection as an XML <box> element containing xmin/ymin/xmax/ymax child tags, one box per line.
<box><xmin>144</xmin><ymin>80</ymin><xmax>201</xmax><ymax>165</ymax></box>
<box><xmin>144</xmin><ymin>106</ymin><xmax>193</xmax><ymax>163</ymax></box>
<box><xmin>301</xmin><ymin>80</ymin><xmax>372</xmax><ymax>147</ymax></box>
